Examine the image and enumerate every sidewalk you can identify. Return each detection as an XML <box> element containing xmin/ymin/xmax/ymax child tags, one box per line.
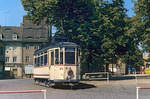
<box><xmin>126</xmin><ymin>74</ymin><xmax>150</xmax><ymax>77</ymax></box>
<box><xmin>111</xmin><ymin>74</ymin><xmax>150</xmax><ymax>80</ymax></box>
<box><xmin>81</xmin><ymin>74</ymin><xmax>150</xmax><ymax>86</ymax></box>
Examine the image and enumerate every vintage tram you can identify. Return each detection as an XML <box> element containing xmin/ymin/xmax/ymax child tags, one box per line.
<box><xmin>33</xmin><ymin>42</ymin><xmax>80</xmax><ymax>86</ymax></box>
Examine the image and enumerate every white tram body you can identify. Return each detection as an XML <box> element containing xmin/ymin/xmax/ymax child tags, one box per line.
<box><xmin>33</xmin><ymin>42</ymin><xmax>80</xmax><ymax>86</ymax></box>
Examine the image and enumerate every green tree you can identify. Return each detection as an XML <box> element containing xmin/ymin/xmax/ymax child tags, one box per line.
<box><xmin>96</xmin><ymin>0</ymin><xmax>128</xmax><ymax>72</ymax></box>
<box><xmin>135</xmin><ymin>0</ymin><xmax>150</xmax><ymax>52</ymax></box>
<box><xmin>21</xmin><ymin>0</ymin><xmax>143</xmax><ymax>74</ymax></box>
<box><xmin>123</xmin><ymin>16</ymin><xmax>143</xmax><ymax>71</ymax></box>
<box><xmin>21</xmin><ymin>0</ymin><xmax>103</xmax><ymax>73</ymax></box>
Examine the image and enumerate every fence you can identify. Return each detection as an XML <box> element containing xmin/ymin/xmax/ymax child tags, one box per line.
<box><xmin>0</xmin><ymin>90</ymin><xmax>46</xmax><ymax>99</ymax></box>
<box><xmin>84</xmin><ymin>72</ymin><xmax>109</xmax><ymax>82</ymax></box>
<box><xmin>136</xmin><ymin>86</ymin><xmax>150</xmax><ymax>99</ymax></box>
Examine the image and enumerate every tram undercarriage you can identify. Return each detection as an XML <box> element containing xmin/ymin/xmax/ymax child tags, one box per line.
<box><xmin>34</xmin><ymin>78</ymin><xmax>79</xmax><ymax>87</ymax></box>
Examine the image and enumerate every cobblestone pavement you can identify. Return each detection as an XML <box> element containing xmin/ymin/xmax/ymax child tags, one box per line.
<box><xmin>0</xmin><ymin>79</ymin><xmax>150</xmax><ymax>99</ymax></box>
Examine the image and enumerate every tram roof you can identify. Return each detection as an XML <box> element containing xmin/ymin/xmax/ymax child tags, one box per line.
<box><xmin>34</xmin><ymin>42</ymin><xmax>78</xmax><ymax>55</ymax></box>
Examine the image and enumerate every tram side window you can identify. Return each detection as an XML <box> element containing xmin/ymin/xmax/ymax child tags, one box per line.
<box><xmin>51</xmin><ymin>51</ymin><xmax>54</xmax><ymax>65</ymax></box>
<box><xmin>34</xmin><ymin>58</ymin><xmax>37</xmax><ymax>66</ymax></box>
<box><xmin>60</xmin><ymin>52</ymin><xmax>63</xmax><ymax>64</ymax></box>
<box><xmin>76</xmin><ymin>48</ymin><xmax>79</xmax><ymax>64</ymax></box>
<box><xmin>44</xmin><ymin>54</ymin><xmax>47</xmax><ymax>65</ymax></box>
<box><xmin>55</xmin><ymin>49</ymin><xmax>59</xmax><ymax>64</ymax></box>
<box><xmin>41</xmin><ymin>56</ymin><xmax>43</xmax><ymax>66</ymax></box>
<box><xmin>38</xmin><ymin>57</ymin><xmax>40</xmax><ymax>66</ymax></box>
<box><xmin>65</xmin><ymin>48</ymin><xmax>75</xmax><ymax>64</ymax></box>
<box><xmin>36</xmin><ymin>58</ymin><xmax>38</xmax><ymax>66</ymax></box>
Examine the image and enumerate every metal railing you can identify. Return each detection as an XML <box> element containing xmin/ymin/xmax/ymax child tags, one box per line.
<box><xmin>136</xmin><ymin>86</ymin><xmax>150</xmax><ymax>99</ymax></box>
<box><xmin>84</xmin><ymin>72</ymin><xmax>109</xmax><ymax>82</ymax></box>
<box><xmin>0</xmin><ymin>90</ymin><xmax>47</xmax><ymax>99</ymax></box>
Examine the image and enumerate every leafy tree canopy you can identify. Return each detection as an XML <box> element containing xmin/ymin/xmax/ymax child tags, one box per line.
<box><xmin>21</xmin><ymin>0</ymin><xmax>144</xmax><ymax>73</ymax></box>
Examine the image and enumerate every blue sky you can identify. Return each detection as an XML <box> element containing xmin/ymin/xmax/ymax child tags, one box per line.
<box><xmin>124</xmin><ymin>0</ymin><xmax>135</xmax><ymax>17</ymax></box>
<box><xmin>0</xmin><ymin>0</ymin><xmax>26</xmax><ymax>26</ymax></box>
<box><xmin>0</xmin><ymin>0</ymin><xmax>134</xmax><ymax>26</ymax></box>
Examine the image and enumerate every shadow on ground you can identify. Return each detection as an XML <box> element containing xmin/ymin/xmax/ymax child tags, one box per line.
<box><xmin>109</xmin><ymin>75</ymin><xmax>135</xmax><ymax>80</ymax></box>
<box><xmin>53</xmin><ymin>83</ymin><xmax>96</xmax><ymax>90</ymax></box>
<box><xmin>81</xmin><ymin>76</ymin><xmax>135</xmax><ymax>81</ymax></box>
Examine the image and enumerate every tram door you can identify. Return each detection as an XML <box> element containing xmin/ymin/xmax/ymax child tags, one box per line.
<box><xmin>54</xmin><ymin>48</ymin><xmax>64</xmax><ymax>80</ymax></box>
<box><xmin>63</xmin><ymin>48</ymin><xmax>78</xmax><ymax>80</ymax></box>
<box><xmin>50</xmin><ymin>47</ymin><xmax>79</xmax><ymax>80</ymax></box>
<box><xmin>49</xmin><ymin>50</ymin><xmax>55</xmax><ymax>80</ymax></box>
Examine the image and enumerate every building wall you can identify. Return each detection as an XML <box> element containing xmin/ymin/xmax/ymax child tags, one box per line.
<box><xmin>4</xmin><ymin>43</ymin><xmax>23</xmax><ymax>78</ymax></box>
<box><xmin>5</xmin><ymin>43</ymin><xmax>22</xmax><ymax>64</ymax></box>
<box><xmin>21</xmin><ymin>18</ymin><xmax>48</xmax><ymax>78</ymax></box>
<box><xmin>22</xmin><ymin>43</ymin><xmax>40</xmax><ymax>65</ymax></box>
<box><xmin>21</xmin><ymin>18</ymin><xmax>48</xmax><ymax>43</ymax></box>
<box><xmin>22</xmin><ymin>43</ymin><xmax>41</xmax><ymax>77</ymax></box>
<box><xmin>0</xmin><ymin>18</ymin><xmax>49</xmax><ymax>78</ymax></box>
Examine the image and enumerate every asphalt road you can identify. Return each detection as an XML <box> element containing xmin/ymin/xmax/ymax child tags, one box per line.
<box><xmin>0</xmin><ymin>79</ymin><xmax>150</xmax><ymax>99</ymax></box>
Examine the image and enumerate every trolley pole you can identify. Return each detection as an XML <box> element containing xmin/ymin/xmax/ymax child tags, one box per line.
<box><xmin>136</xmin><ymin>87</ymin><xmax>139</xmax><ymax>99</ymax></box>
<box><xmin>0</xmin><ymin>89</ymin><xmax>47</xmax><ymax>99</ymax></box>
<box><xmin>107</xmin><ymin>72</ymin><xmax>109</xmax><ymax>83</ymax></box>
<box><xmin>42</xmin><ymin>90</ymin><xmax>47</xmax><ymax>99</ymax></box>
<box><xmin>135</xmin><ymin>75</ymin><xmax>137</xmax><ymax>83</ymax></box>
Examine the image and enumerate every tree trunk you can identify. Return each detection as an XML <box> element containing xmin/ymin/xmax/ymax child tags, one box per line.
<box><xmin>112</xmin><ymin>63</ymin><xmax>114</xmax><ymax>73</ymax></box>
<box><xmin>105</xmin><ymin>63</ymin><xmax>109</xmax><ymax>72</ymax></box>
<box><xmin>87</xmin><ymin>53</ymin><xmax>92</xmax><ymax>72</ymax></box>
<box><xmin>48</xmin><ymin>24</ymin><xmax>52</xmax><ymax>43</ymax></box>
<box><xmin>125</xmin><ymin>64</ymin><xmax>129</xmax><ymax>75</ymax></box>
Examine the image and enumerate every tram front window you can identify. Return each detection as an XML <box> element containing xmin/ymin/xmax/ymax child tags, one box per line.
<box><xmin>65</xmin><ymin>48</ymin><xmax>75</xmax><ymax>64</ymax></box>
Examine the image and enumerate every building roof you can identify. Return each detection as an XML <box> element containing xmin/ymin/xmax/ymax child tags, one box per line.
<box><xmin>0</xmin><ymin>26</ymin><xmax>22</xmax><ymax>42</ymax></box>
<box><xmin>21</xmin><ymin>19</ymin><xmax>48</xmax><ymax>43</ymax></box>
<box><xmin>34</xmin><ymin>42</ymin><xmax>78</xmax><ymax>55</ymax></box>
<box><xmin>0</xmin><ymin>18</ymin><xmax>49</xmax><ymax>43</ymax></box>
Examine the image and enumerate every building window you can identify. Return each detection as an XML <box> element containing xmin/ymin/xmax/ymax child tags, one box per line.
<box><xmin>13</xmin><ymin>57</ymin><xmax>17</xmax><ymax>63</ymax></box>
<box><xmin>5</xmin><ymin>57</ymin><xmax>9</xmax><ymax>63</ymax></box>
<box><xmin>13</xmin><ymin>45</ymin><xmax>17</xmax><ymax>50</ymax></box>
<box><xmin>25</xmin><ymin>44</ymin><xmax>30</xmax><ymax>50</ymax></box>
<box><xmin>25</xmin><ymin>56</ymin><xmax>30</xmax><ymax>62</ymax></box>
<box><xmin>34</xmin><ymin>45</ymin><xmax>39</xmax><ymax>50</ymax></box>
<box><xmin>12</xmin><ymin>34</ymin><xmax>17</xmax><ymax>40</ymax></box>
<box><xmin>0</xmin><ymin>34</ymin><xmax>3</xmax><ymax>40</ymax></box>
